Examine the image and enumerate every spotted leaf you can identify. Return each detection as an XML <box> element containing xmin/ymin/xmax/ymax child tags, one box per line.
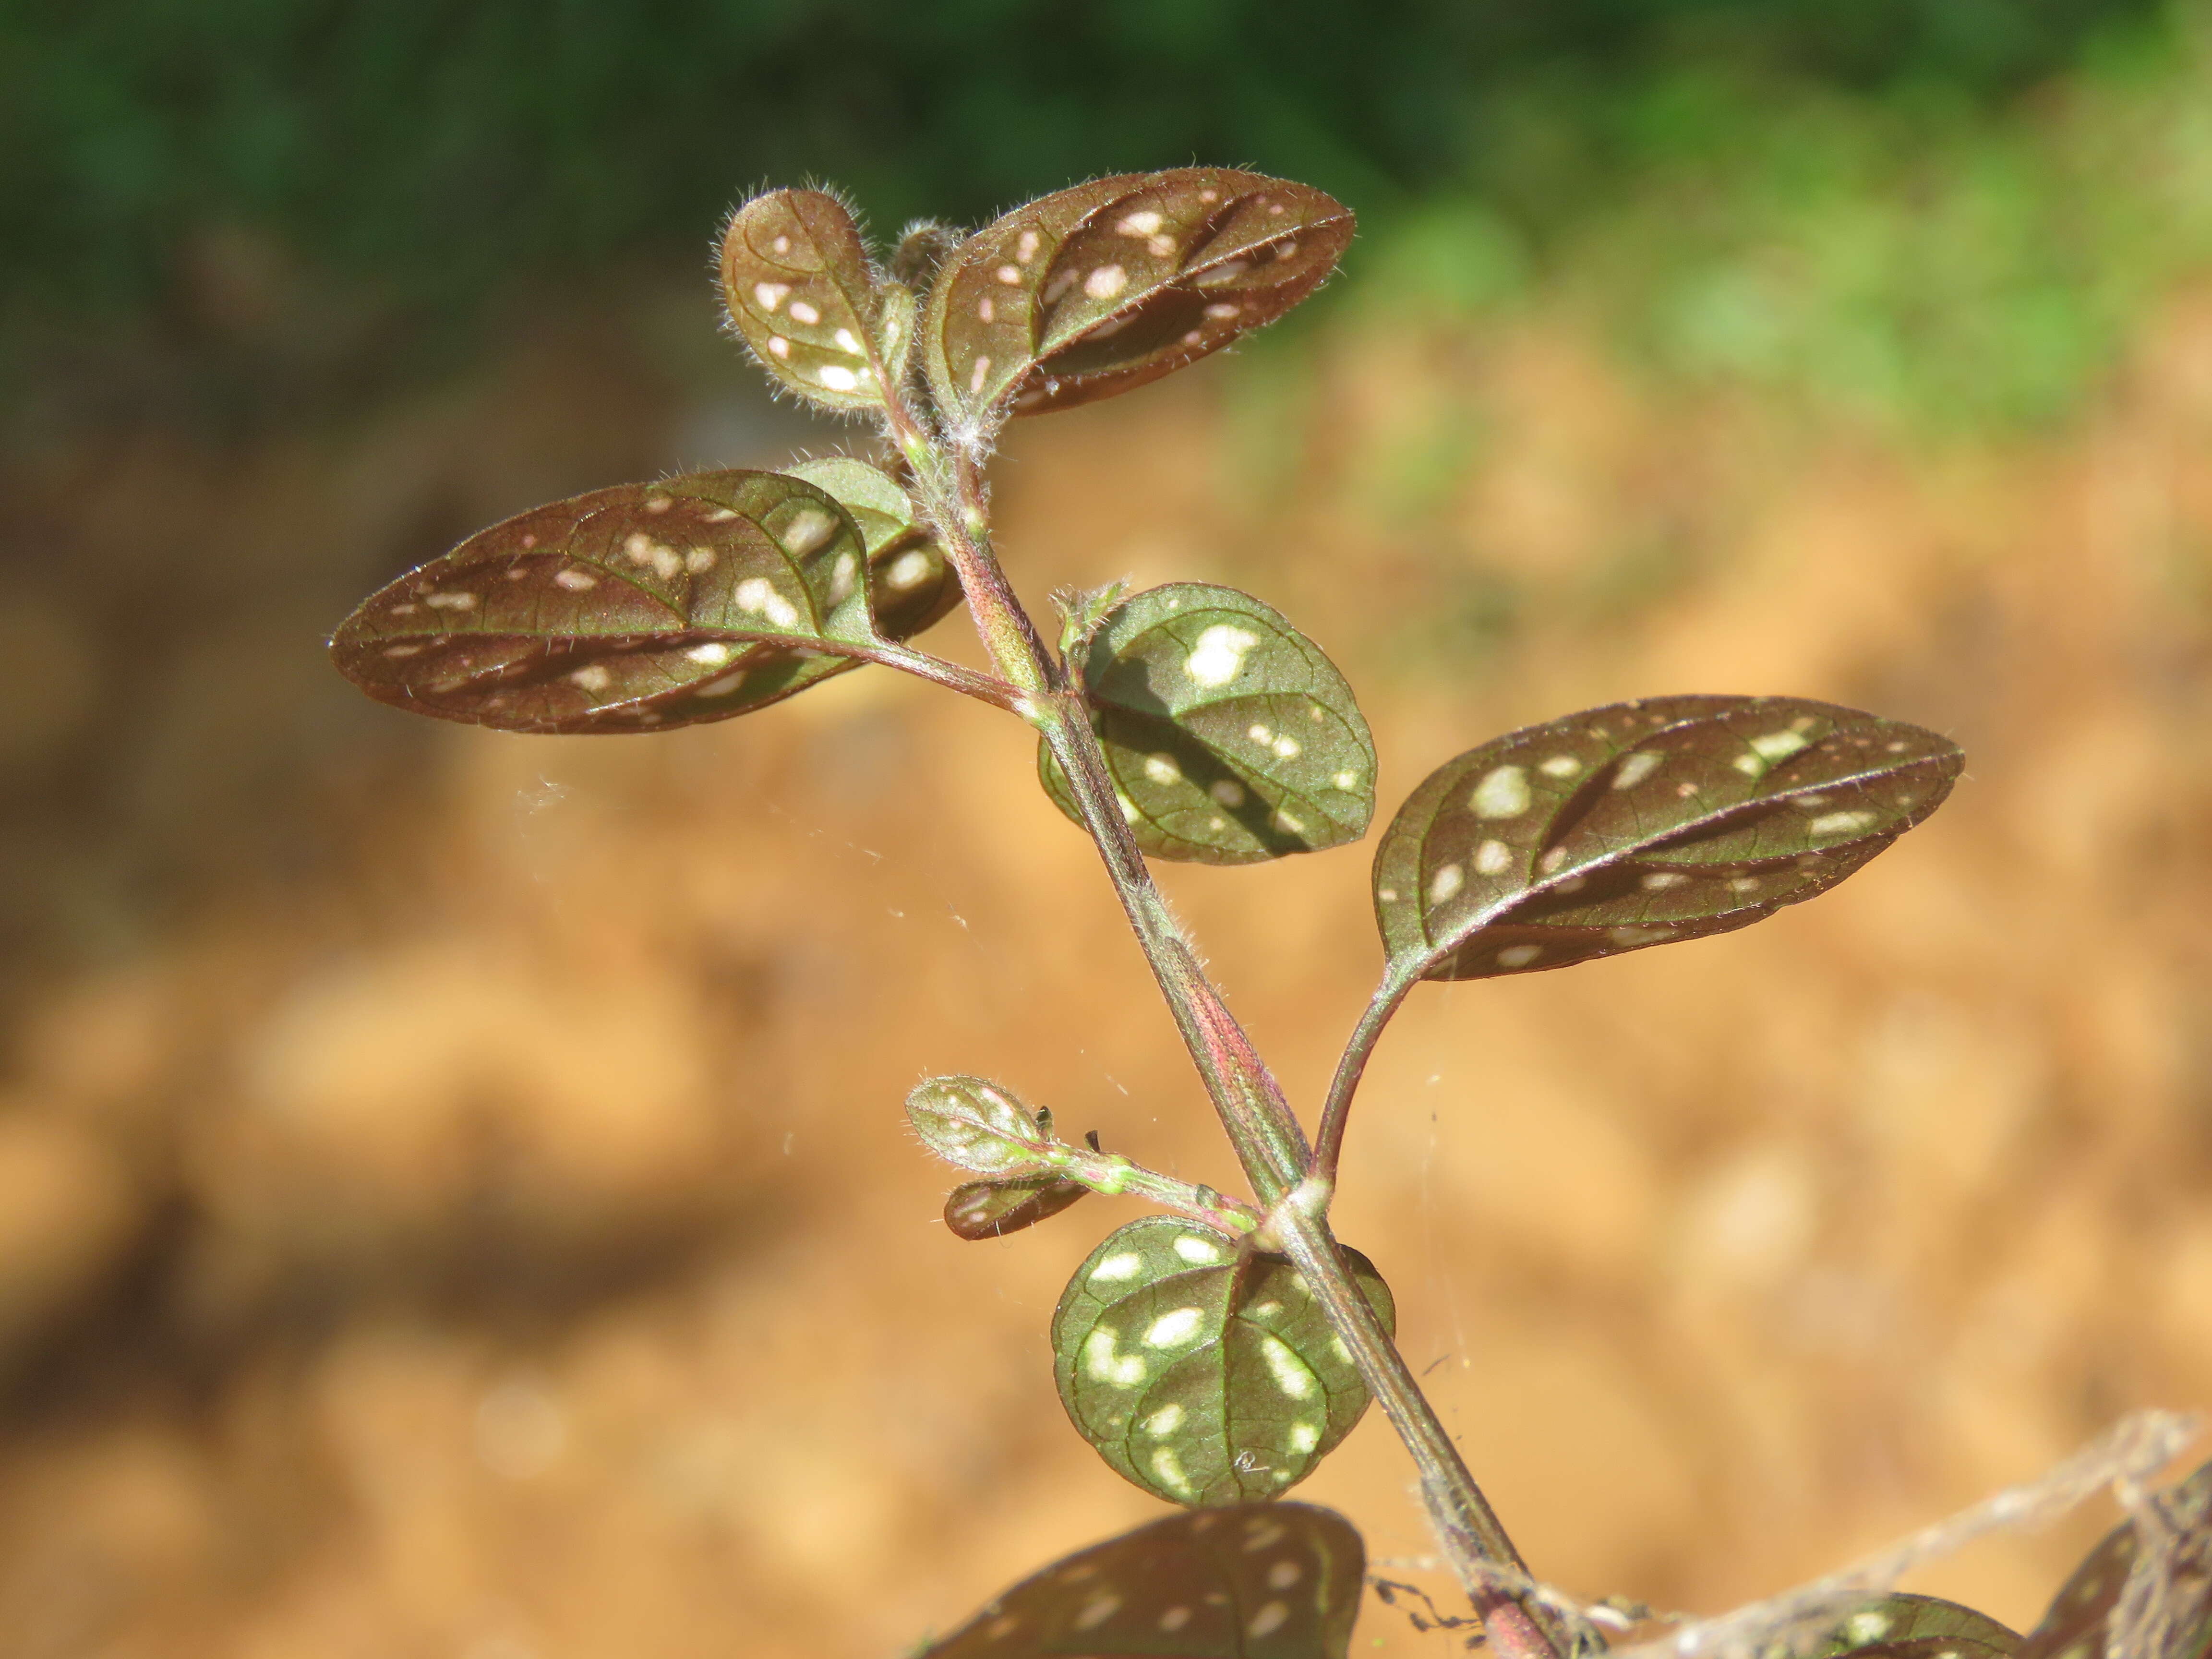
<box><xmin>718</xmin><ymin>188</ymin><xmax>895</xmax><ymax>412</ymax></box>
<box><xmin>780</xmin><ymin>456</ymin><xmax>962</xmax><ymax>639</ymax></box>
<box><xmin>914</xmin><ymin>1501</ymin><xmax>1365</xmax><ymax>1658</ymax></box>
<box><xmin>944</xmin><ymin>1174</ymin><xmax>1091</xmax><ymax>1241</ymax></box>
<box><xmin>1805</xmin><ymin>1595</ymin><xmax>2022</xmax><ymax>1659</ymax></box>
<box><xmin>1052</xmin><ymin>1216</ymin><xmax>1393</xmax><ymax>1507</ymax></box>
<box><xmin>2018</xmin><ymin>1460</ymin><xmax>2212</xmax><ymax>1659</ymax></box>
<box><xmin>907</xmin><ymin>1075</ymin><xmax>1055</xmax><ymax>1177</ymax></box>
<box><xmin>331</xmin><ymin>469</ymin><xmax>954</xmax><ymax>733</ymax></box>
<box><xmin>923</xmin><ymin>167</ymin><xmax>1352</xmax><ymax>426</ymax></box>
<box><xmin>1371</xmin><ymin>695</ymin><xmax>1962</xmax><ymax>984</ymax></box>
<box><xmin>1041</xmin><ymin>583</ymin><xmax>1375</xmax><ymax>865</ymax></box>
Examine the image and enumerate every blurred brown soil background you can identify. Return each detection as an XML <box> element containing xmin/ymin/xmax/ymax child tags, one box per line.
<box><xmin>6</xmin><ymin>264</ymin><xmax>2212</xmax><ymax>1658</ymax></box>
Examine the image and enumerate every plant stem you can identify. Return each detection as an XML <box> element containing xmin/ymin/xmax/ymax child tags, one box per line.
<box><xmin>898</xmin><ymin>409</ymin><xmax>1554</xmax><ymax>1651</ymax></box>
<box><xmin>1043</xmin><ymin>1139</ymin><xmax>1265</xmax><ymax>1236</ymax></box>
<box><xmin>1310</xmin><ymin>968</ymin><xmax>1417</xmax><ymax>1185</ymax></box>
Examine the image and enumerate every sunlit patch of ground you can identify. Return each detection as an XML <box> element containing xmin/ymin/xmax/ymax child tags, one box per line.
<box><xmin>4</xmin><ymin>282</ymin><xmax>2212</xmax><ymax>1656</ymax></box>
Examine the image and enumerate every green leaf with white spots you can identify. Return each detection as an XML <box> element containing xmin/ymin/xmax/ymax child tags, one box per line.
<box><xmin>907</xmin><ymin>1075</ymin><xmax>1056</xmax><ymax>1177</ymax></box>
<box><xmin>1802</xmin><ymin>1595</ymin><xmax>2021</xmax><ymax>1659</ymax></box>
<box><xmin>922</xmin><ymin>168</ymin><xmax>1353</xmax><ymax>427</ymax></box>
<box><xmin>718</xmin><ymin>188</ymin><xmax>899</xmax><ymax>412</ymax></box>
<box><xmin>914</xmin><ymin>1501</ymin><xmax>1365</xmax><ymax>1659</ymax></box>
<box><xmin>780</xmin><ymin>456</ymin><xmax>962</xmax><ymax>640</ymax></box>
<box><xmin>943</xmin><ymin>1174</ymin><xmax>1090</xmax><ymax>1241</ymax></box>
<box><xmin>2018</xmin><ymin>1460</ymin><xmax>2212</xmax><ymax>1659</ymax></box>
<box><xmin>330</xmin><ymin>468</ymin><xmax>959</xmax><ymax>733</ymax></box>
<box><xmin>1052</xmin><ymin>1216</ymin><xmax>1393</xmax><ymax>1507</ymax></box>
<box><xmin>1041</xmin><ymin>583</ymin><xmax>1376</xmax><ymax>865</ymax></box>
<box><xmin>1371</xmin><ymin>695</ymin><xmax>1963</xmax><ymax>983</ymax></box>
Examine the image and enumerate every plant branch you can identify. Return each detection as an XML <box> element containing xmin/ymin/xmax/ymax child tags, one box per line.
<box><xmin>1040</xmin><ymin>1137</ymin><xmax>1265</xmax><ymax>1236</ymax></box>
<box><xmin>886</xmin><ymin>396</ymin><xmax>1555</xmax><ymax>1654</ymax></box>
<box><xmin>1310</xmin><ymin>966</ymin><xmax>1418</xmax><ymax>1184</ymax></box>
<box><xmin>868</xmin><ymin>641</ymin><xmax>1026</xmax><ymax>711</ymax></box>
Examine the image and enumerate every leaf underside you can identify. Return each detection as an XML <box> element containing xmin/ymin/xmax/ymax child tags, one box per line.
<box><xmin>915</xmin><ymin>1501</ymin><xmax>1365</xmax><ymax>1659</ymax></box>
<box><xmin>924</xmin><ymin>166</ymin><xmax>1352</xmax><ymax>425</ymax></box>
<box><xmin>1042</xmin><ymin>582</ymin><xmax>1376</xmax><ymax>864</ymax></box>
<box><xmin>943</xmin><ymin>1174</ymin><xmax>1091</xmax><ymax>1240</ymax></box>
<box><xmin>1372</xmin><ymin>695</ymin><xmax>1964</xmax><ymax>983</ymax></box>
<box><xmin>329</xmin><ymin>466</ymin><xmax>957</xmax><ymax>733</ymax></box>
<box><xmin>1053</xmin><ymin>1216</ymin><xmax>1394</xmax><ymax>1507</ymax></box>
<box><xmin>718</xmin><ymin>188</ymin><xmax>891</xmax><ymax>411</ymax></box>
<box><xmin>2019</xmin><ymin>1460</ymin><xmax>2212</xmax><ymax>1659</ymax></box>
<box><xmin>1810</xmin><ymin>1595</ymin><xmax>2023</xmax><ymax>1659</ymax></box>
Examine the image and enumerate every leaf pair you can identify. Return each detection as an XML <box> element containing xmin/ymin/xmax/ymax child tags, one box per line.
<box><xmin>914</xmin><ymin>1502</ymin><xmax>1365</xmax><ymax>1659</ymax></box>
<box><xmin>329</xmin><ymin>459</ymin><xmax>958</xmax><ymax>733</ymax></box>
<box><xmin>1371</xmin><ymin>695</ymin><xmax>1965</xmax><ymax>985</ymax></box>
<box><xmin>1053</xmin><ymin>1216</ymin><xmax>1393</xmax><ymax>1507</ymax></box>
<box><xmin>722</xmin><ymin>169</ymin><xmax>1353</xmax><ymax>427</ymax></box>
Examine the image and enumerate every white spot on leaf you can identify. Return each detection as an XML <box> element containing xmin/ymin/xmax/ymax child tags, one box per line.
<box><xmin>817</xmin><ymin>364</ymin><xmax>861</xmax><ymax>392</ymax></box>
<box><xmin>1497</xmin><ymin>944</ymin><xmax>1542</xmax><ymax>969</ymax></box>
<box><xmin>734</xmin><ymin>577</ymin><xmax>801</xmax><ymax>630</ymax></box>
<box><xmin>752</xmin><ymin>281</ymin><xmax>789</xmax><ymax>312</ymax></box>
<box><xmin>787</xmin><ymin>299</ymin><xmax>820</xmax><ymax>326</ymax></box>
<box><xmin>1248</xmin><ymin>1602</ymin><xmax>1290</xmax><ymax>1639</ymax></box>
<box><xmin>885</xmin><ymin>550</ymin><xmax>933</xmax><ymax>590</ymax></box>
<box><xmin>1091</xmin><ymin>1251</ymin><xmax>1142</xmax><ymax>1283</ymax></box>
<box><xmin>1257</xmin><ymin>1334</ymin><xmax>1316</xmax><ymax>1398</ymax></box>
<box><xmin>1172</xmin><ymin>1234</ymin><xmax>1223</xmax><ymax>1264</ymax></box>
<box><xmin>1184</xmin><ymin>624</ymin><xmax>1260</xmax><ymax>686</ymax></box>
<box><xmin>1539</xmin><ymin>754</ymin><xmax>1582</xmax><ymax>777</ymax></box>
<box><xmin>1474</xmin><ymin>839</ymin><xmax>1512</xmax><ymax>875</ymax></box>
<box><xmin>1209</xmin><ymin>779</ymin><xmax>1246</xmax><ymax>807</ymax></box>
<box><xmin>1143</xmin><ymin>1308</ymin><xmax>1205</xmax><ymax>1348</ymax></box>
<box><xmin>1613</xmin><ymin>751</ymin><xmax>1664</xmax><ymax>789</ymax></box>
<box><xmin>1084</xmin><ymin>264</ymin><xmax>1128</xmax><ymax>300</ymax></box>
<box><xmin>1472</xmin><ymin>765</ymin><xmax>1532</xmax><ymax>818</ymax></box>
<box><xmin>1809</xmin><ymin>810</ymin><xmax>1876</xmax><ymax>836</ymax></box>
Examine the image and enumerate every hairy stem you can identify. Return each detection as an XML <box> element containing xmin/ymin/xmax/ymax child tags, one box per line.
<box><xmin>895</xmin><ymin>404</ymin><xmax>1551</xmax><ymax>1649</ymax></box>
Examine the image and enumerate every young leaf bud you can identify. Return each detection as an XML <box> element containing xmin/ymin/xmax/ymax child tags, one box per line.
<box><xmin>907</xmin><ymin>1076</ymin><xmax>1056</xmax><ymax>1176</ymax></box>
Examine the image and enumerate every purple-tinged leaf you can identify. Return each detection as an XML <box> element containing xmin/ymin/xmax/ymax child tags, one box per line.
<box><xmin>922</xmin><ymin>168</ymin><xmax>1352</xmax><ymax>426</ymax></box>
<box><xmin>1812</xmin><ymin>1595</ymin><xmax>2021</xmax><ymax>1659</ymax></box>
<box><xmin>1372</xmin><ymin>696</ymin><xmax>1962</xmax><ymax>983</ymax></box>
<box><xmin>1041</xmin><ymin>583</ymin><xmax>1375</xmax><ymax>865</ymax></box>
<box><xmin>330</xmin><ymin>467</ymin><xmax>958</xmax><ymax>733</ymax></box>
<box><xmin>2019</xmin><ymin>1460</ymin><xmax>2212</xmax><ymax>1659</ymax></box>
<box><xmin>718</xmin><ymin>188</ymin><xmax>896</xmax><ymax>412</ymax></box>
<box><xmin>943</xmin><ymin>1174</ymin><xmax>1090</xmax><ymax>1241</ymax></box>
<box><xmin>1052</xmin><ymin>1216</ymin><xmax>1393</xmax><ymax>1507</ymax></box>
<box><xmin>907</xmin><ymin>1075</ymin><xmax>1056</xmax><ymax>1177</ymax></box>
<box><xmin>914</xmin><ymin>1501</ymin><xmax>1365</xmax><ymax>1658</ymax></box>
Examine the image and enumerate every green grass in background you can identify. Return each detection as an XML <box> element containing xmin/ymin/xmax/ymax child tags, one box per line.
<box><xmin>5</xmin><ymin>0</ymin><xmax>2208</xmax><ymax>435</ymax></box>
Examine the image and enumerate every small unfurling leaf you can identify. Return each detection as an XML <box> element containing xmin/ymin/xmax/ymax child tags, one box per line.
<box><xmin>943</xmin><ymin>1174</ymin><xmax>1090</xmax><ymax>1240</ymax></box>
<box><xmin>1371</xmin><ymin>695</ymin><xmax>1962</xmax><ymax>983</ymax></box>
<box><xmin>1052</xmin><ymin>1216</ymin><xmax>1393</xmax><ymax>1507</ymax></box>
<box><xmin>923</xmin><ymin>168</ymin><xmax>1352</xmax><ymax>427</ymax></box>
<box><xmin>914</xmin><ymin>1502</ymin><xmax>1366</xmax><ymax>1658</ymax></box>
<box><xmin>1041</xmin><ymin>583</ymin><xmax>1374</xmax><ymax>865</ymax></box>
<box><xmin>718</xmin><ymin>188</ymin><xmax>891</xmax><ymax>412</ymax></box>
<box><xmin>907</xmin><ymin>1076</ymin><xmax>1055</xmax><ymax>1176</ymax></box>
